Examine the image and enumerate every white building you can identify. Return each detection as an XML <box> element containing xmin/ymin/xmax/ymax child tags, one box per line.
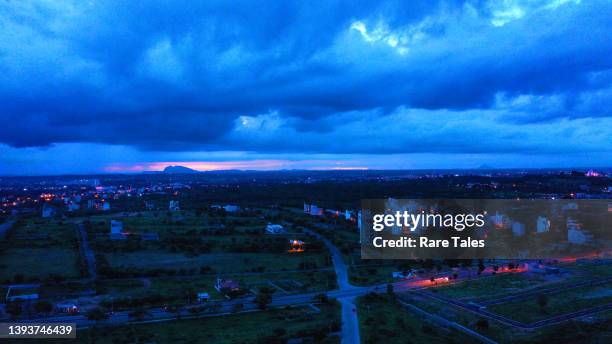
<box><xmin>512</xmin><ymin>222</ymin><xmax>525</xmax><ymax>237</ymax></box>
<box><xmin>42</xmin><ymin>204</ymin><xmax>55</xmax><ymax>218</ymax></box>
<box><xmin>110</xmin><ymin>220</ymin><xmax>123</xmax><ymax>234</ymax></box>
<box><xmin>67</xmin><ymin>203</ymin><xmax>80</xmax><ymax>212</ymax></box>
<box><xmin>169</xmin><ymin>200</ymin><xmax>180</xmax><ymax>212</ymax></box>
<box><xmin>567</xmin><ymin>218</ymin><xmax>593</xmax><ymax>244</ymax></box>
<box><xmin>265</xmin><ymin>223</ymin><xmax>284</xmax><ymax>234</ymax></box>
<box><xmin>223</xmin><ymin>205</ymin><xmax>240</xmax><ymax>213</ymax></box>
<box><xmin>197</xmin><ymin>292</ymin><xmax>209</xmax><ymax>302</ymax></box>
<box><xmin>492</xmin><ymin>211</ymin><xmax>510</xmax><ymax>229</ymax></box>
<box><xmin>536</xmin><ymin>216</ymin><xmax>550</xmax><ymax>233</ymax></box>
<box><xmin>309</xmin><ymin>205</ymin><xmax>323</xmax><ymax>216</ymax></box>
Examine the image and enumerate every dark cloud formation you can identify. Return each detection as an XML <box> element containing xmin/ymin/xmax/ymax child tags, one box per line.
<box><xmin>0</xmin><ymin>0</ymin><xmax>611</xmax><ymax>156</ymax></box>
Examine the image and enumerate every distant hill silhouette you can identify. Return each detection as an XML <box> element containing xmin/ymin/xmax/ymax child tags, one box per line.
<box><xmin>163</xmin><ymin>165</ymin><xmax>198</xmax><ymax>174</ymax></box>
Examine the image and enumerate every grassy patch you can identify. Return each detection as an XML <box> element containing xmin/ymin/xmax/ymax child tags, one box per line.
<box><xmin>357</xmin><ymin>293</ymin><xmax>479</xmax><ymax>344</ymax></box>
<box><xmin>74</xmin><ymin>304</ymin><xmax>340</xmax><ymax>344</ymax></box>
<box><xmin>433</xmin><ymin>273</ymin><xmax>548</xmax><ymax>301</ymax></box>
<box><xmin>487</xmin><ymin>282</ymin><xmax>612</xmax><ymax>324</ymax></box>
<box><xmin>0</xmin><ymin>247</ymin><xmax>80</xmax><ymax>282</ymax></box>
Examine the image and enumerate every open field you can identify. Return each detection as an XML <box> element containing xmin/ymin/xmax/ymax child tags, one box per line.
<box><xmin>95</xmin><ymin>270</ymin><xmax>336</xmax><ymax>309</ymax></box>
<box><xmin>72</xmin><ymin>304</ymin><xmax>341</xmax><ymax>344</ymax></box>
<box><xmin>487</xmin><ymin>282</ymin><xmax>612</xmax><ymax>324</ymax></box>
<box><xmin>357</xmin><ymin>293</ymin><xmax>480</xmax><ymax>344</ymax></box>
<box><xmin>0</xmin><ymin>247</ymin><xmax>80</xmax><ymax>282</ymax></box>
<box><xmin>104</xmin><ymin>251</ymin><xmax>327</xmax><ymax>272</ymax></box>
<box><xmin>0</xmin><ymin>218</ymin><xmax>81</xmax><ymax>282</ymax></box>
<box><xmin>434</xmin><ymin>272</ymin><xmax>549</xmax><ymax>301</ymax></box>
<box><xmin>404</xmin><ymin>293</ymin><xmax>612</xmax><ymax>343</ymax></box>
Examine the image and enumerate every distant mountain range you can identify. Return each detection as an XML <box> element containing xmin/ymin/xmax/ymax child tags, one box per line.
<box><xmin>162</xmin><ymin>165</ymin><xmax>198</xmax><ymax>174</ymax></box>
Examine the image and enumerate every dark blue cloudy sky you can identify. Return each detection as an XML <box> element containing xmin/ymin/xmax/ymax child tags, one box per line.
<box><xmin>1</xmin><ymin>0</ymin><xmax>611</xmax><ymax>175</ymax></box>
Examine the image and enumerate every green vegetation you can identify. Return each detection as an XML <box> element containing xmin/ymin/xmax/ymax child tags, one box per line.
<box><xmin>434</xmin><ymin>273</ymin><xmax>548</xmax><ymax>301</ymax></box>
<box><xmin>75</xmin><ymin>304</ymin><xmax>340</xmax><ymax>344</ymax></box>
<box><xmin>403</xmin><ymin>292</ymin><xmax>612</xmax><ymax>343</ymax></box>
<box><xmin>488</xmin><ymin>282</ymin><xmax>612</xmax><ymax>324</ymax></box>
<box><xmin>357</xmin><ymin>293</ymin><xmax>479</xmax><ymax>344</ymax></box>
<box><xmin>0</xmin><ymin>218</ymin><xmax>80</xmax><ymax>283</ymax></box>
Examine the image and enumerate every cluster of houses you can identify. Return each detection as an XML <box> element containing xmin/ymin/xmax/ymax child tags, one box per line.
<box><xmin>490</xmin><ymin>203</ymin><xmax>594</xmax><ymax>245</ymax></box>
<box><xmin>106</xmin><ymin>219</ymin><xmax>159</xmax><ymax>241</ymax></box>
<box><xmin>211</xmin><ymin>204</ymin><xmax>240</xmax><ymax>213</ymax></box>
<box><xmin>303</xmin><ymin>203</ymin><xmax>358</xmax><ymax>221</ymax></box>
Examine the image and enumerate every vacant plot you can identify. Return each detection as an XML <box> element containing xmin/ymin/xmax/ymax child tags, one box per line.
<box><xmin>403</xmin><ymin>293</ymin><xmax>612</xmax><ymax>343</ymax></box>
<box><xmin>487</xmin><ymin>282</ymin><xmax>612</xmax><ymax>324</ymax></box>
<box><xmin>72</xmin><ymin>304</ymin><xmax>340</xmax><ymax>344</ymax></box>
<box><xmin>0</xmin><ymin>247</ymin><xmax>80</xmax><ymax>282</ymax></box>
<box><xmin>95</xmin><ymin>268</ymin><xmax>337</xmax><ymax>310</ymax></box>
<box><xmin>105</xmin><ymin>251</ymin><xmax>326</xmax><ymax>273</ymax></box>
<box><xmin>434</xmin><ymin>272</ymin><xmax>549</xmax><ymax>301</ymax></box>
<box><xmin>358</xmin><ymin>293</ymin><xmax>480</xmax><ymax>344</ymax></box>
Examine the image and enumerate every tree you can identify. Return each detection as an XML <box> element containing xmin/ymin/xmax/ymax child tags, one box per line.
<box><xmin>34</xmin><ymin>300</ymin><xmax>54</xmax><ymax>316</ymax></box>
<box><xmin>477</xmin><ymin>259</ymin><xmax>485</xmax><ymax>274</ymax></box>
<box><xmin>232</xmin><ymin>303</ymin><xmax>244</xmax><ymax>313</ymax></box>
<box><xmin>6</xmin><ymin>302</ymin><xmax>22</xmax><ymax>319</ymax></box>
<box><xmin>476</xmin><ymin>318</ymin><xmax>489</xmax><ymax>331</ymax></box>
<box><xmin>313</xmin><ymin>293</ymin><xmax>329</xmax><ymax>304</ymax></box>
<box><xmin>86</xmin><ymin>308</ymin><xmax>108</xmax><ymax>322</ymax></box>
<box><xmin>255</xmin><ymin>290</ymin><xmax>273</xmax><ymax>310</ymax></box>
<box><xmin>537</xmin><ymin>294</ymin><xmax>548</xmax><ymax>313</ymax></box>
<box><xmin>386</xmin><ymin>283</ymin><xmax>394</xmax><ymax>296</ymax></box>
<box><xmin>128</xmin><ymin>308</ymin><xmax>149</xmax><ymax>321</ymax></box>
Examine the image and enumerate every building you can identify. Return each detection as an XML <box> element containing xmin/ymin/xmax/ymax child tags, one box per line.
<box><xmin>56</xmin><ymin>302</ymin><xmax>79</xmax><ymax>314</ymax></box>
<box><xmin>512</xmin><ymin>222</ymin><xmax>525</xmax><ymax>237</ymax></box>
<box><xmin>67</xmin><ymin>203</ymin><xmax>80</xmax><ymax>212</ymax></box>
<box><xmin>492</xmin><ymin>211</ymin><xmax>510</xmax><ymax>229</ymax></box>
<box><xmin>345</xmin><ymin>210</ymin><xmax>352</xmax><ymax>220</ymax></box>
<box><xmin>392</xmin><ymin>271</ymin><xmax>415</xmax><ymax>279</ymax></box>
<box><xmin>102</xmin><ymin>202</ymin><xmax>110</xmax><ymax>211</ymax></box>
<box><xmin>197</xmin><ymin>292</ymin><xmax>209</xmax><ymax>302</ymax></box>
<box><xmin>42</xmin><ymin>203</ymin><xmax>56</xmax><ymax>218</ymax></box>
<box><xmin>169</xmin><ymin>200</ymin><xmax>180</xmax><ymax>212</ymax></box>
<box><xmin>144</xmin><ymin>201</ymin><xmax>155</xmax><ymax>211</ymax></box>
<box><xmin>215</xmin><ymin>278</ymin><xmax>240</xmax><ymax>292</ymax></box>
<box><xmin>223</xmin><ymin>205</ymin><xmax>240</xmax><ymax>213</ymax></box>
<box><xmin>110</xmin><ymin>220</ymin><xmax>125</xmax><ymax>240</ymax></box>
<box><xmin>309</xmin><ymin>204</ymin><xmax>323</xmax><ymax>216</ymax></box>
<box><xmin>567</xmin><ymin>218</ymin><xmax>593</xmax><ymax>244</ymax></box>
<box><xmin>536</xmin><ymin>216</ymin><xmax>550</xmax><ymax>233</ymax></box>
<box><xmin>288</xmin><ymin>239</ymin><xmax>304</xmax><ymax>252</ymax></box>
<box><xmin>110</xmin><ymin>220</ymin><xmax>123</xmax><ymax>234</ymax></box>
<box><xmin>265</xmin><ymin>223</ymin><xmax>284</xmax><ymax>234</ymax></box>
<box><xmin>5</xmin><ymin>286</ymin><xmax>39</xmax><ymax>303</ymax></box>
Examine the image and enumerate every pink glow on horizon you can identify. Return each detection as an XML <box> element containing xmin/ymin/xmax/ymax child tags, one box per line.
<box><xmin>103</xmin><ymin>160</ymin><xmax>371</xmax><ymax>172</ymax></box>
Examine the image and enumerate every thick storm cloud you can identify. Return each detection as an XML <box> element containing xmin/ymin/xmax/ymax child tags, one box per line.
<box><xmin>0</xmin><ymin>0</ymin><xmax>611</xmax><ymax>173</ymax></box>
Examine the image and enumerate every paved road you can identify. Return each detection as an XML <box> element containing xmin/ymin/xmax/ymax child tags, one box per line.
<box><xmin>304</xmin><ymin>228</ymin><xmax>360</xmax><ymax>344</ymax></box>
<box><xmin>76</xmin><ymin>223</ymin><xmax>96</xmax><ymax>280</ymax></box>
<box><xmin>17</xmin><ymin>270</ymin><xmax>610</xmax><ymax>332</ymax></box>
<box><xmin>340</xmin><ymin>296</ymin><xmax>360</xmax><ymax>344</ymax></box>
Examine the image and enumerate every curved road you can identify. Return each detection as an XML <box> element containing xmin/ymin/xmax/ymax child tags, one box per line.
<box><xmin>304</xmin><ymin>229</ymin><xmax>361</xmax><ymax>344</ymax></box>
